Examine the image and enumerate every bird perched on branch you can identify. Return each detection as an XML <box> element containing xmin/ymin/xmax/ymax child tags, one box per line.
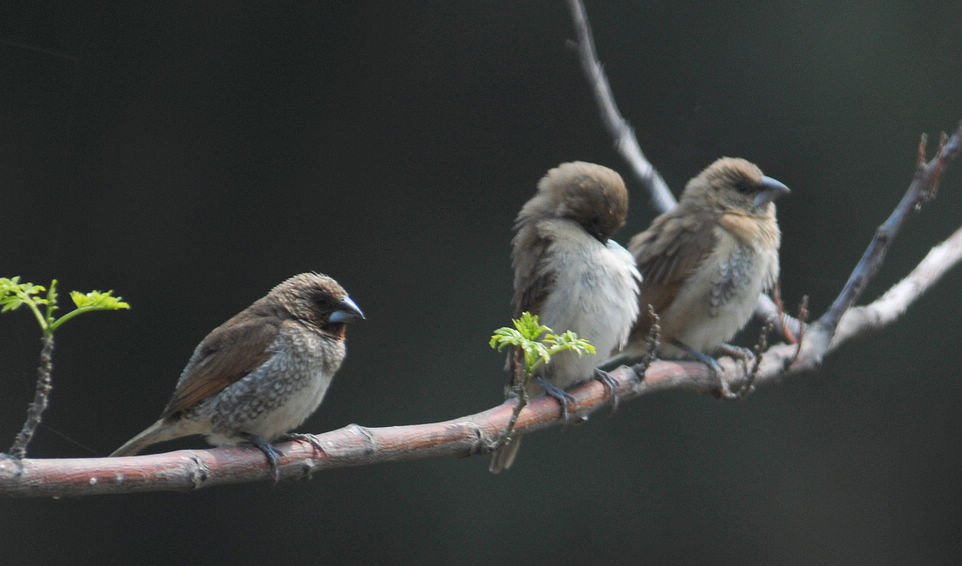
<box><xmin>110</xmin><ymin>272</ymin><xmax>364</xmax><ymax>479</ymax></box>
<box><xmin>617</xmin><ymin>157</ymin><xmax>789</xmax><ymax>397</ymax></box>
<box><xmin>490</xmin><ymin>161</ymin><xmax>641</xmax><ymax>473</ymax></box>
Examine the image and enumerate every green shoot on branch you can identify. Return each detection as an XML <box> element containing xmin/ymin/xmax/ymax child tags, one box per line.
<box><xmin>490</xmin><ymin>312</ymin><xmax>595</xmax><ymax>375</ymax></box>
<box><xmin>0</xmin><ymin>277</ymin><xmax>130</xmax><ymax>336</ymax></box>
<box><xmin>489</xmin><ymin>312</ymin><xmax>595</xmax><ymax>447</ymax></box>
<box><xmin>2</xmin><ymin>276</ymin><xmax>130</xmax><ymax>460</ymax></box>
<box><xmin>0</xmin><ymin>277</ymin><xmax>50</xmax><ymax>331</ymax></box>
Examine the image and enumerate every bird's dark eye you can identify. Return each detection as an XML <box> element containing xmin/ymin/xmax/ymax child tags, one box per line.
<box><xmin>312</xmin><ymin>294</ymin><xmax>334</xmax><ymax>311</ymax></box>
<box><xmin>734</xmin><ymin>180</ymin><xmax>753</xmax><ymax>194</ymax></box>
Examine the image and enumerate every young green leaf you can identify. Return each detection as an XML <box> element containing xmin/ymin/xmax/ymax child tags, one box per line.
<box><xmin>544</xmin><ymin>330</ymin><xmax>596</xmax><ymax>357</ymax></box>
<box><xmin>4</xmin><ymin>276</ymin><xmax>130</xmax><ymax>459</ymax></box>
<box><xmin>489</xmin><ymin>311</ymin><xmax>597</xmax><ymax>450</ymax></box>
<box><xmin>2</xmin><ymin>277</ymin><xmax>130</xmax><ymax>334</ymax></box>
<box><xmin>69</xmin><ymin>290</ymin><xmax>131</xmax><ymax>311</ymax></box>
<box><xmin>489</xmin><ymin>312</ymin><xmax>595</xmax><ymax>376</ymax></box>
<box><xmin>50</xmin><ymin>289</ymin><xmax>129</xmax><ymax>331</ymax></box>
<box><xmin>0</xmin><ymin>277</ymin><xmax>48</xmax><ymax>313</ymax></box>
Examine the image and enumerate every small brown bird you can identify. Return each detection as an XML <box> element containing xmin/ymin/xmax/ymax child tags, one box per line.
<box><xmin>490</xmin><ymin>161</ymin><xmax>641</xmax><ymax>473</ymax></box>
<box><xmin>617</xmin><ymin>157</ymin><xmax>789</xmax><ymax>397</ymax></box>
<box><xmin>110</xmin><ymin>273</ymin><xmax>364</xmax><ymax>477</ymax></box>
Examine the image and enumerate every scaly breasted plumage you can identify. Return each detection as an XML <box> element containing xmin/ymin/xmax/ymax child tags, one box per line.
<box><xmin>110</xmin><ymin>273</ymin><xmax>364</xmax><ymax>476</ymax></box>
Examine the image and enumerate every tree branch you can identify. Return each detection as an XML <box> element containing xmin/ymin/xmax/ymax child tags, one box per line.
<box><xmin>7</xmin><ymin>334</ymin><xmax>55</xmax><ymax>459</ymax></box>
<box><xmin>4</xmin><ymin>207</ymin><xmax>962</xmax><ymax>497</ymax></box>
<box><xmin>564</xmin><ymin>0</ymin><xmax>676</xmax><ymax>213</ymax></box>
<box><xmin>831</xmin><ymin>222</ymin><xmax>962</xmax><ymax>348</ymax></box>
<box><xmin>1</xmin><ymin>3</ymin><xmax>959</xmax><ymax>498</ymax></box>
<box><xmin>817</xmin><ymin>128</ymin><xmax>962</xmax><ymax>336</ymax></box>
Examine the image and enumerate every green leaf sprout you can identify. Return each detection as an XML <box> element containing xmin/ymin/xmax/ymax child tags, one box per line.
<box><xmin>3</xmin><ymin>276</ymin><xmax>130</xmax><ymax>459</ymax></box>
<box><xmin>490</xmin><ymin>312</ymin><xmax>595</xmax><ymax>375</ymax></box>
<box><xmin>1</xmin><ymin>277</ymin><xmax>129</xmax><ymax>336</ymax></box>
<box><xmin>489</xmin><ymin>312</ymin><xmax>595</xmax><ymax>447</ymax></box>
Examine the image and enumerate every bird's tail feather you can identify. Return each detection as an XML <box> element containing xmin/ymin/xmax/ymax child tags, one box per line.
<box><xmin>489</xmin><ymin>435</ymin><xmax>523</xmax><ymax>474</ymax></box>
<box><xmin>109</xmin><ymin>418</ymin><xmax>194</xmax><ymax>457</ymax></box>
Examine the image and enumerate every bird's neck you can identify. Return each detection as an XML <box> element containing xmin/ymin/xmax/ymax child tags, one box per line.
<box><xmin>718</xmin><ymin>210</ymin><xmax>780</xmax><ymax>248</ymax></box>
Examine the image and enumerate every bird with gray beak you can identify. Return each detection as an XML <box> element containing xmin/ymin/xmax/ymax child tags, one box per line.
<box><xmin>110</xmin><ymin>272</ymin><xmax>364</xmax><ymax>479</ymax></box>
<box><xmin>616</xmin><ymin>157</ymin><xmax>790</xmax><ymax>398</ymax></box>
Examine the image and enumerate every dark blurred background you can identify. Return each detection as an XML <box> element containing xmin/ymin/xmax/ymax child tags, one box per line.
<box><xmin>2</xmin><ymin>2</ymin><xmax>961</xmax><ymax>564</ymax></box>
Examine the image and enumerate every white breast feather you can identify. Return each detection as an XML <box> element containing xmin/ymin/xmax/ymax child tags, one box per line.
<box><xmin>536</xmin><ymin>220</ymin><xmax>640</xmax><ymax>388</ymax></box>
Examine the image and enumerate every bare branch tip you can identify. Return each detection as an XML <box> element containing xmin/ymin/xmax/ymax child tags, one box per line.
<box><xmin>644</xmin><ymin>304</ymin><xmax>661</xmax><ymax>357</ymax></box>
<box><xmin>743</xmin><ymin>321</ymin><xmax>773</xmax><ymax>395</ymax></box>
<box><xmin>790</xmin><ymin>295</ymin><xmax>810</xmax><ymax>367</ymax></box>
<box><xmin>773</xmin><ymin>280</ymin><xmax>798</xmax><ymax>344</ymax></box>
<box><xmin>637</xmin><ymin>306</ymin><xmax>661</xmax><ymax>375</ymax></box>
<box><xmin>917</xmin><ymin>132</ymin><xmax>928</xmax><ymax>170</ymax></box>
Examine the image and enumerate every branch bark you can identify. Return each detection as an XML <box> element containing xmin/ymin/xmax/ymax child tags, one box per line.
<box><xmin>1</xmin><ymin>2</ymin><xmax>960</xmax><ymax>498</ymax></box>
<box><xmin>3</xmin><ymin>212</ymin><xmax>962</xmax><ymax>497</ymax></box>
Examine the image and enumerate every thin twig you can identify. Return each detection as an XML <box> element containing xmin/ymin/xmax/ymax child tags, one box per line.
<box><xmin>7</xmin><ymin>334</ymin><xmax>55</xmax><ymax>460</ymax></box>
<box><xmin>790</xmin><ymin>295</ymin><xmax>809</xmax><ymax>366</ymax></box>
<box><xmin>754</xmin><ymin>295</ymin><xmax>803</xmax><ymax>344</ymax></box>
<box><xmin>631</xmin><ymin>305</ymin><xmax>660</xmax><ymax>377</ymax></box>
<box><xmin>0</xmin><ymin>38</ymin><xmax>80</xmax><ymax>62</ymax></box>
<box><xmin>564</xmin><ymin>0</ymin><xmax>676</xmax><ymax>212</ymax></box>
<box><xmin>772</xmin><ymin>281</ymin><xmax>797</xmax><ymax>344</ymax></box>
<box><xmin>830</xmin><ymin>223</ymin><xmax>962</xmax><ymax>348</ymax></box>
<box><xmin>742</xmin><ymin>321</ymin><xmax>772</xmax><ymax>396</ymax></box>
<box><xmin>498</xmin><ymin>383</ymin><xmax>528</xmax><ymax>449</ymax></box>
<box><xmin>816</xmin><ymin>122</ymin><xmax>962</xmax><ymax>337</ymax></box>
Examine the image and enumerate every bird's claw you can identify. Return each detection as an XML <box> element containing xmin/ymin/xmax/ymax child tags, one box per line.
<box><xmin>282</xmin><ymin>432</ymin><xmax>327</xmax><ymax>458</ymax></box>
<box><xmin>593</xmin><ymin>368</ymin><xmax>621</xmax><ymax>413</ymax></box>
<box><xmin>671</xmin><ymin>339</ymin><xmax>738</xmax><ymax>400</ymax></box>
<box><xmin>718</xmin><ymin>344</ymin><xmax>755</xmax><ymax>365</ymax></box>
<box><xmin>243</xmin><ymin>433</ymin><xmax>282</xmax><ymax>482</ymax></box>
<box><xmin>534</xmin><ymin>376</ymin><xmax>576</xmax><ymax>422</ymax></box>
<box><xmin>717</xmin><ymin>344</ymin><xmax>757</xmax><ymax>399</ymax></box>
<box><xmin>700</xmin><ymin>357</ymin><xmax>741</xmax><ymax>400</ymax></box>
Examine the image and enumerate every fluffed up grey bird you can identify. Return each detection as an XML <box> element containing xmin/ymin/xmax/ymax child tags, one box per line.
<box><xmin>490</xmin><ymin>161</ymin><xmax>641</xmax><ymax>473</ymax></box>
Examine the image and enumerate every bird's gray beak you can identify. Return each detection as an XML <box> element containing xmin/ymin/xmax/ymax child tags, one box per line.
<box><xmin>329</xmin><ymin>296</ymin><xmax>365</xmax><ymax>323</ymax></box>
<box><xmin>754</xmin><ymin>175</ymin><xmax>791</xmax><ymax>208</ymax></box>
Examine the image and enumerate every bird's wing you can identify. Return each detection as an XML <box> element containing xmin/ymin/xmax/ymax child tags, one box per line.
<box><xmin>630</xmin><ymin>208</ymin><xmax>720</xmax><ymax>317</ymax></box>
<box><xmin>510</xmin><ymin>227</ymin><xmax>556</xmax><ymax>319</ymax></box>
<box><xmin>506</xmin><ymin>224</ymin><xmax>557</xmax><ymax>388</ymax></box>
<box><xmin>161</xmin><ymin>313</ymin><xmax>280</xmax><ymax>418</ymax></box>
